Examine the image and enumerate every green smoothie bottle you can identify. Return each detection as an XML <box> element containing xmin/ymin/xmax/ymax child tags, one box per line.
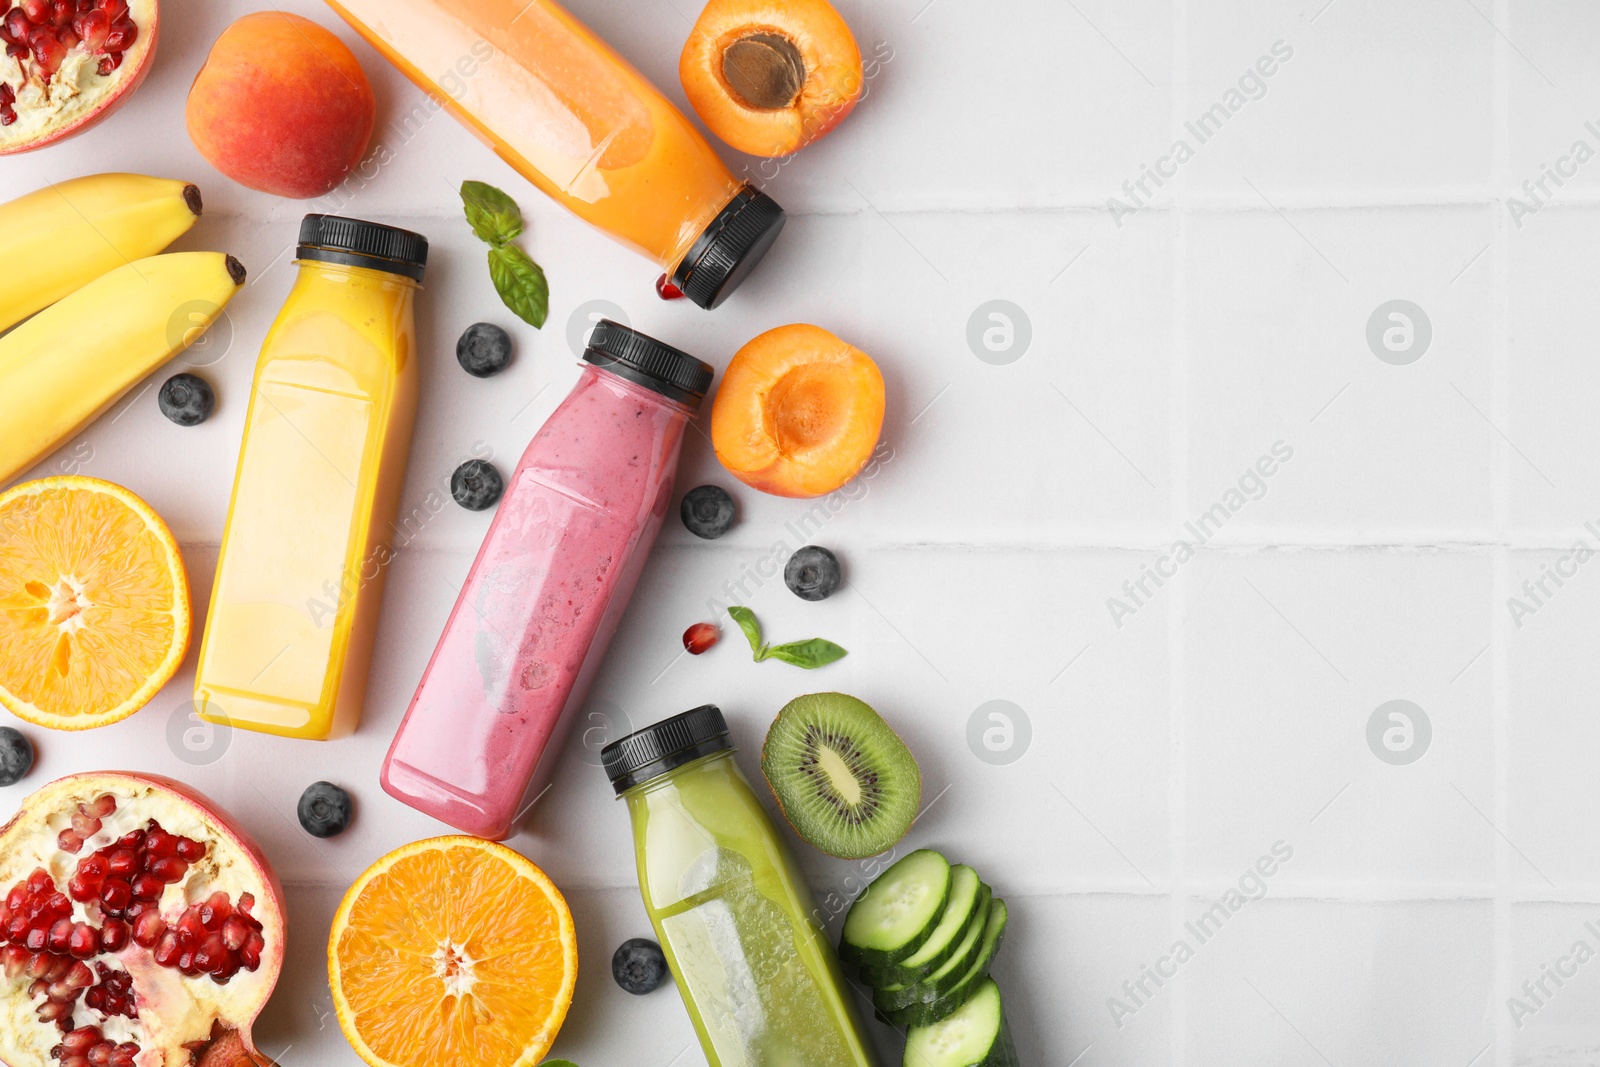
<box><xmin>602</xmin><ymin>705</ymin><xmax>879</xmax><ymax>1067</ymax></box>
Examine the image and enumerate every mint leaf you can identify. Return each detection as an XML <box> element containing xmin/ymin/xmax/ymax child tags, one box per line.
<box><xmin>488</xmin><ymin>244</ymin><xmax>549</xmax><ymax>328</ymax></box>
<box><xmin>727</xmin><ymin>607</ymin><xmax>846</xmax><ymax>668</ymax></box>
<box><xmin>460</xmin><ymin>180</ymin><xmax>524</xmax><ymax>246</ymax></box>
<box><xmin>727</xmin><ymin>606</ymin><xmax>765</xmax><ymax>656</ymax></box>
<box><xmin>763</xmin><ymin>638</ymin><xmax>848</xmax><ymax>669</ymax></box>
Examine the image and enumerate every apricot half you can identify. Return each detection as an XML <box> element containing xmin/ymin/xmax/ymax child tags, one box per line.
<box><xmin>681</xmin><ymin>0</ymin><xmax>864</xmax><ymax>158</ymax></box>
<box><xmin>712</xmin><ymin>324</ymin><xmax>885</xmax><ymax>498</ymax></box>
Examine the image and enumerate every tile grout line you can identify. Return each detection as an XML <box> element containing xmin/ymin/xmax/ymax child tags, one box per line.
<box><xmin>1490</xmin><ymin>1</ymin><xmax>1512</xmax><ymax>1063</ymax></box>
<box><xmin>1169</xmin><ymin>0</ymin><xmax>1190</xmax><ymax>1062</ymax></box>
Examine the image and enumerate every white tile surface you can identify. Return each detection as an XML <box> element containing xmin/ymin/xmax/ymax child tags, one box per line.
<box><xmin>1</xmin><ymin>0</ymin><xmax>1596</xmax><ymax>1064</ymax></box>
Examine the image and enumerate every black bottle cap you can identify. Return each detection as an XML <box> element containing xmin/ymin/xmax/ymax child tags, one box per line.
<box><xmin>602</xmin><ymin>705</ymin><xmax>732</xmax><ymax>794</ymax></box>
<box><xmin>297</xmin><ymin>214</ymin><xmax>429</xmax><ymax>282</ymax></box>
<box><xmin>669</xmin><ymin>185</ymin><xmax>786</xmax><ymax>310</ymax></box>
<box><xmin>583</xmin><ymin>319</ymin><xmax>714</xmax><ymax>407</ymax></box>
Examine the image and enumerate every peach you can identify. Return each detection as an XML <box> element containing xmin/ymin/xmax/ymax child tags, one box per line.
<box><xmin>186</xmin><ymin>12</ymin><xmax>374</xmax><ymax>200</ymax></box>
<box><xmin>711</xmin><ymin>324</ymin><xmax>885</xmax><ymax>498</ymax></box>
<box><xmin>680</xmin><ymin>0</ymin><xmax>864</xmax><ymax>158</ymax></box>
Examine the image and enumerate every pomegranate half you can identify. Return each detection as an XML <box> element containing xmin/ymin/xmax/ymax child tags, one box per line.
<box><xmin>0</xmin><ymin>773</ymin><xmax>284</xmax><ymax>1067</ymax></box>
<box><xmin>0</xmin><ymin>0</ymin><xmax>157</xmax><ymax>155</ymax></box>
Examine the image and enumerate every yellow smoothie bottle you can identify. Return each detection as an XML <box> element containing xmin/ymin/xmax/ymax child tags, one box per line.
<box><xmin>195</xmin><ymin>216</ymin><xmax>428</xmax><ymax>740</ymax></box>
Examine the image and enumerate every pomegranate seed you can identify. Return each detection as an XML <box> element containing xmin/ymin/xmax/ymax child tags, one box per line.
<box><xmin>148</xmin><ymin>856</ymin><xmax>185</xmax><ymax>884</ymax></box>
<box><xmin>655</xmin><ymin>274</ymin><xmax>685</xmax><ymax>300</ymax></box>
<box><xmin>143</xmin><ymin>827</ymin><xmax>176</xmax><ymax>860</ymax></box>
<box><xmin>3</xmin><ymin>9</ymin><xmax>26</xmax><ymax>38</ymax></box>
<box><xmin>220</xmin><ymin>915</ymin><xmax>250</xmax><ymax>951</ymax></box>
<box><xmin>2</xmin><ymin>944</ymin><xmax>27</xmax><ymax>977</ymax></box>
<box><xmin>47</xmin><ymin>917</ymin><xmax>73</xmax><ymax>953</ymax></box>
<box><xmin>27</xmin><ymin>949</ymin><xmax>54</xmax><ymax>977</ymax></box>
<box><xmin>85</xmin><ymin>794</ymin><xmax>116</xmax><ymax>819</ymax></box>
<box><xmin>68</xmin><ymin>922</ymin><xmax>97</xmax><ymax>959</ymax></box>
<box><xmin>25</xmin><ymin>926</ymin><xmax>47</xmax><ymax>951</ymax></box>
<box><xmin>240</xmin><ymin>930</ymin><xmax>264</xmax><ymax>970</ymax></box>
<box><xmin>94</xmin><ymin>0</ymin><xmax>126</xmax><ymax>16</ymax></box>
<box><xmin>70</xmin><ymin>8</ymin><xmax>102</xmax><ymax>48</ymax></box>
<box><xmin>99</xmin><ymin>918</ymin><xmax>128</xmax><ymax>953</ymax></box>
<box><xmin>193</xmin><ymin>932</ymin><xmax>225</xmax><ymax>973</ymax></box>
<box><xmin>66</xmin><ymin>876</ymin><xmax>95</xmax><ymax>903</ymax></box>
<box><xmin>50</xmin><ymin>0</ymin><xmax>71</xmax><ymax>27</ymax></box>
<box><xmin>175</xmin><ymin>837</ymin><xmax>206</xmax><ymax>863</ymax></box>
<box><xmin>77</xmin><ymin>855</ymin><xmax>107</xmax><ymax>881</ymax></box>
<box><xmin>21</xmin><ymin>0</ymin><xmax>48</xmax><ymax>21</ymax></box>
<box><xmin>151</xmin><ymin>931</ymin><xmax>179</xmax><ymax>967</ymax></box>
<box><xmin>131</xmin><ymin>911</ymin><xmax>163</xmax><ymax>947</ymax></box>
<box><xmin>99</xmin><ymin>879</ymin><xmax>130</xmax><ymax>911</ymax></box>
<box><xmin>31</xmin><ymin>29</ymin><xmax>65</xmax><ymax>76</ymax></box>
<box><xmin>63</xmin><ymin>1027</ymin><xmax>101</xmax><ymax>1053</ymax></box>
<box><xmin>130</xmin><ymin>874</ymin><xmax>163</xmax><ymax>900</ymax></box>
<box><xmin>5</xmin><ymin>41</ymin><xmax>24</xmax><ymax>61</ymax></box>
<box><xmin>71</xmin><ymin>811</ymin><xmax>101</xmax><ymax>838</ymax></box>
<box><xmin>37</xmin><ymin>997</ymin><xmax>71</xmax><ymax>1021</ymax></box>
<box><xmin>115</xmin><ymin>831</ymin><xmax>142</xmax><ymax>850</ymax></box>
<box><xmin>57</xmin><ymin>829</ymin><xmax>84</xmax><ymax>854</ymax></box>
<box><xmin>100</xmin><ymin>14</ymin><xmax>129</xmax><ymax>50</ymax></box>
<box><xmin>211</xmin><ymin>956</ymin><xmax>240</xmax><ymax>984</ymax></box>
<box><xmin>104</xmin><ymin>850</ymin><xmax>135</xmax><ymax>878</ymax></box>
<box><xmin>682</xmin><ymin>622</ymin><xmax>720</xmax><ymax>655</ymax></box>
<box><xmin>237</xmin><ymin>892</ymin><xmax>254</xmax><ymax>915</ymax></box>
<box><xmin>28</xmin><ymin>869</ymin><xmax>52</xmax><ymax>894</ymax></box>
<box><xmin>110</xmin><ymin>1046</ymin><xmax>137</xmax><ymax>1067</ymax></box>
<box><xmin>94</xmin><ymin>51</ymin><xmax>117</xmax><ymax>74</ymax></box>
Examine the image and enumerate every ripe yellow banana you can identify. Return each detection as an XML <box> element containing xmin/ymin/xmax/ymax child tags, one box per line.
<box><xmin>0</xmin><ymin>173</ymin><xmax>203</xmax><ymax>333</ymax></box>
<box><xmin>0</xmin><ymin>252</ymin><xmax>246</xmax><ymax>487</ymax></box>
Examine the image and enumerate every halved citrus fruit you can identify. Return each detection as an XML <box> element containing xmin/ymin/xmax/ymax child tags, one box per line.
<box><xmin>0</xmin><ymin>476</ymin><xmax>191</xmax><ymax>730</ymax></box>
<box><xmin>328</xmin><ymin>836</ymin><xmax>579</xmax><ymax>1067</ymax></box>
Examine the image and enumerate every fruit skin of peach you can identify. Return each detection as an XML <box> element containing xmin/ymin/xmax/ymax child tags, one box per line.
<box><xmin>711</xmin><ymin>323</ymin><xmax>885</xmax><ymax>499</ymax></box>
<box><xmin>186</xmin><ymin>11</ymin><xmax>374</xmax><ymax>200</ymax></box>
<box><xmin>0</xmin><ymin>0</ymin><xmax>160</xmax><ymax>156</ymax></box>
<box><xmin>0</xmin><ymin>771</ymin><xmax>286</xmax><ymax>1067</ymax></box>
<box><xmin>681</xmin><ymin>0</ymin><xmax>864</xmax><ymax>158</ymax></box>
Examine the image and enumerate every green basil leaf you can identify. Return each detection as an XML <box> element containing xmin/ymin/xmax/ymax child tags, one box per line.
<box><xmin>763</xmin><ymin>638</ymin><xmax>849</xmax><ymax>669</ymax></box>
<box><xmin>461</xmin><ymin>180</ymin><xmax>524</xmax><ymax>246</ymax></box>
<box><xmin>727</xmin><ymin>606</ymin><xmax>766</xmax><ymax>656</ymax></box>
<box><xmin>487</xmin><ymin>244</ymin><xmax>549</xmax><ymax>328</ymax></box>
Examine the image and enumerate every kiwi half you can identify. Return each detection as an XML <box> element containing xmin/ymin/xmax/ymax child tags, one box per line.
<box><xmin>761</xmin><ymin>692</ymin><xmax>921</xmax><ymax>859</ymax></box>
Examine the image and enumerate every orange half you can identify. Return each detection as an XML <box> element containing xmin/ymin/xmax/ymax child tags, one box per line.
<box><xmin>329</xmin><ymin>836</ymin><xmax>579</xmax><ymax>1067</ymax></box>
<box><xmin>0</xmin><ymin>476</ymin><xmax>190</xmax><ymax>730</ymax></box>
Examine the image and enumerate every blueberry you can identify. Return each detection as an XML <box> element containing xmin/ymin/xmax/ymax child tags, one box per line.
<box><xmin>158</xmin><ymin>373</ymin><xmax>215</xmax><ymax>427</ymax></box>
<box><xmin>451</xmin><ymin>459</ymin><xmax>504</xmax><ymax>511</ymax></box>
<box><xmin>680</xmin><ymin>485</ymin><xmax>735</xmax><ymax>540</ymax></box>
<box><xmin>784</xmin><ymin>545</ymin><xmax>842</xmax><ymax>602</ymax></box>
<box><xmin>612</xmin><ymin>938</ymin><xmax>669</xmax><ymax>995</ymax></box>
<box><xmin>457</xmin><ymin>323</ymin><xmax>513</xmax><ymax>378</ymax></box>
<box><xmin>0</xmin><ymin>727</ymin><xmax>33</xmax><ymax>787</ymax></box>
<box><xmin>297</xmin><ymin>782</ymin><xmax>352</xmax><ymax>837</ymax></box>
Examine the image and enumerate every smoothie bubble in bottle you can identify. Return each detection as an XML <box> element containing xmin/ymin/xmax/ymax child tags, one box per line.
<box><xmin>603</xmin><ymin>705</ymin><xmax>879</xmax><ymax>1067</ymax></box>
<box><xmin>324</xmin><ymin>0</ymin><xmax>785</xmax><ymax>309</ymax></box>
<box><xmin>195</xmin><ymin>216</ymin><xmax>428</xmax><ymax>741</ymax></box>
<box><xmin>383</xmin><ymin>321</ymin><xmax>712</xmax><ymax>839</ymax></box>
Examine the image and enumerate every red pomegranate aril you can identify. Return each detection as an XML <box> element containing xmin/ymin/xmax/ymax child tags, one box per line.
<box><xmin>62</xmin><ymin>1026</ymin><xmax>102</xmax><ymax>1053</ymax></box>
<box><xmin>47</xmin><ymin>917</ymin><xmax>74</xmax><ymax>953</ymax></box>
<box><xmin>131</xmin><ymin>910</ymin><xmax>163</xmax><ymax>947</ymax></box>
<box><xmin>151</xmin><ymin>931</ymin><xmax>179</xmax><ymax>967</ymax></box>
<box><xmin>99</xmin><ymin>878</ymin><xmax>130</xmax><ymax>911</ymax></box>
<box><xmin>68</xmin><ymin>922</ymin><xmax>97</xmax><ymax>959</ymax></box>
<box><xmin>99</xmin><ymin>918</ymin><xmax>129</xmax><ymax>953</ymax></box>
<box><xmin>104</xmin><ymin>849</ymin><xmax>135</xmax><ymax>878</ymax></box>
<box><xmin>67</xmin><ymin>875</ymin><xmax>96</xmax><ymax>903</ymax></box>
<box><xmin>85</xmin><ymin>794</ymin><xmax>116</xmax><ymax>819</ymax></box>
<box><xmin>115</xmin><ymin>830</ymin><xmax>141</xmax><ymax>850</ymax></box>
<box><xmin>197</xmin><ymin>891</ymin><xmax>230</xmax><ymax>928</ymax></box>
<box><xmin>25</xmin><ymin>926</ymin><xmax>47</xmax><ymax>951</ymax></box>
<box><xmin>87</xmin><ymin>1048</ymin><xmax>110</xmax><ymax>1067</ymax></box>
<box><xmin>237</xmin><ymin>891</ymin><xmax>254</xmax><ymax>915</ymax></box>
<box><xmin>94</xmin><ymin>51</ymin><xmax>116</xmax><ymax>74</ymax></box>
<box><xmin>77</xmin><ymin>854</ymin><xmax>108</xmax><ymax>881</ymax></box>
<box><xmin>193</xmin><ymin>932</ymin><xmax>226</xmax><ymax>973</ymax></box>
<box><xmin>50</xmin><ymin>0</ymin><xmax>72</xmax><ymax>26</ymax></box>
<box><xmin>143</xmin><ymin>826</ymin><xmax>176</xmax><ymax>859</ymax></box>
<box><xmin>682</xmin><ymin>621</ymin><xmax>720</xmax><ymax>655</ymax></box>
<box><xmin>220</xmin><ymin>914</ymin><xmax>250</xmax><ymax>951</ymax></box>
<box><xmin>100</xmin><ymin>14</ymin><xmax>129</xmax><ymax>50</ymax></box>
<box><xmin>240</xmin><ymin>930</ymin><xmax>264</xmax><ymax>970</ymax></box>
<box><xmin>2</xmin><ymin>944</ymin><xmax>27</xmax><ymax>976</ymax></box>
<box><xmin>3</xmin><ymin>9</ymin><xmax>26</xmax><ymax>38</ymax></box>
<box><xmin>21</xmin><ymin>0</ymin><xmax>49</xmax><ymax>21</ymax></box>
<box><xmin>70</xmin><ymin>811</ymin><xmax>101</xmax><ymax>839</ymax></box>
<box><xmin>110</xmin><ymin>1045</ymin><xmax>137</xmax><ymax>1067</ymax></box>
<box><xmin>130</xmin><ymin>873</ymin><xmax>163</xmax><ymax>900</ymax></box>
<box><xmin>58</xmin><ymin>829</ymin><xmax>84</xmax><ymax>854</ymax></box>
<box><xmin>94</xmin><ymin>0</ymin><xmax>126</xmax><ymax>16</ymax></box>
<box><xmin>28</xmin><ymin>869</ymin><xmax>52</xmax><ymax>894</ymax></box>
<box><xmin>175</xmin><ymin>837</ymin><xmax>206</xmax><ymax>863</ymax></box>
<box><xmin>655</xmin><ymin>273</ymin><xmax>685</xmax><ymax>300</ymax></box>
<box><xmin>147</xmin><ymin>856</ymin><xmax>186</xmax><ymax>884</ymax></box>
<box><xmin>37</xmin><ymin>996</ymin><xmax>71</xmax><ymax>1022</ymax></box>
<box><xmin>27</xmin><ymin>949</ymin><xmax>54</xmax><ymax>978</ymax></box>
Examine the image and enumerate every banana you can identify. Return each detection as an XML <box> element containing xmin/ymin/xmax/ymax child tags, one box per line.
<box><xmin>0</xmin><ymin>173</ymin><xmax>204</xmax><ymax>334</ymax></box>
<box><xmin>0</xmin><ymin>251</ymin><xmax>246</xmax><ymax>486</ymax></box>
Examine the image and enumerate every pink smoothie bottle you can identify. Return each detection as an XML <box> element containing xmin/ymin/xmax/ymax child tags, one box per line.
<box><xmin>382</xmin><ymin>321</ymin><xmax>712</xmax><ymax>838</ymax></box>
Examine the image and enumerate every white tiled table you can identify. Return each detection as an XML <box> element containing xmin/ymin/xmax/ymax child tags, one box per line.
<box><xmin>8</xmin><ymin>1</ymin><xmax>1600</xmax><ymax>1064</ymax></box>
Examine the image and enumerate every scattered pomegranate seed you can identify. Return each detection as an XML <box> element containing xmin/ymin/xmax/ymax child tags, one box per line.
<box><xmin>683</xmin><ymin>621</ymin><xmax>720</xmax><ymax>655</ymax></box>
<box><xmin>655</xmin><ymin>273</ymin><xmax>685</xmax><ymax>301</ymax></box>
<box><xmin>58</xmin><ymin>829</ymin><xmax>84</xmax><ymax>853</ymax></box>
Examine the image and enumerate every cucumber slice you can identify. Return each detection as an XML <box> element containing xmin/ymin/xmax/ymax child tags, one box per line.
<box><xmin>841</xmin><ymin>850</ymin><xmax>952</xmax><ymax>968</ymax></box>
<box><xmin>903</xmin><ymin>979</ymin><xmax>1015</xmax><ymax>1067</ymax></box>
<box><xmin>861</xmin><ymin>866</ymin><xmax>985</xmax><ymax>989</ymax></box>
<box><xmin>883</xmin><ymin>899</ymin><xmax>1009</xmax><ymax>1028</ymax></box>
<box><xmin>870</xmin><ymin>886</ymin><xmax>991</xmax><ymax>1009</ymax></box>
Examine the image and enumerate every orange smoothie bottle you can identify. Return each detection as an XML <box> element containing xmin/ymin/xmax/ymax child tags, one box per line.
<box><xmin>324</xmin><ymin>0</ymin><xmax>785</xmax><ymax>309</ymax></box>
<box><xmin>194</xmin><ymin>216</ymin><xmax>428</xmax><ymax>741</ymax></box>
